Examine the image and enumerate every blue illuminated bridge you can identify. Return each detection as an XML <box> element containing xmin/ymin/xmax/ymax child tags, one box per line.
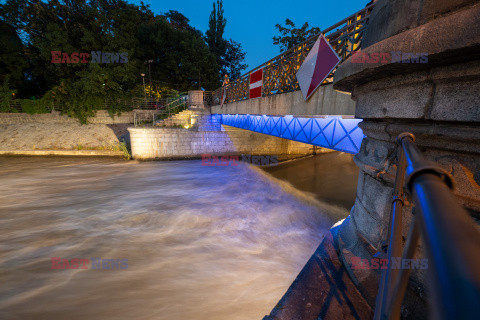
<box><xmin>216</xmin><ymin>114</ymin><xmax>363</xmax><ymax>155</ymax></box>
<box><xmin>207</xmin><ymin>4</ymin><xmax>372</xmax><ymax>155</ymax></box>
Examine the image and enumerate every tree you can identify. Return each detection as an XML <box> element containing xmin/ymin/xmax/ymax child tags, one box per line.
<box><xmin>0</xmin><ymin>20</ymin><xmax>27</xmax><ymax>93</ymax></box>
<box><xmin>273</xmin><ymin>19</ymin><xmax>320</xmax><ymax>52</ymax></box>
<box><xmin>206</xmin><ymin>0</ymin><xmax>226</xmax><ymax>67</ymax></box>
<box><xmin>205</xmin><ymin>0</ymin><xmax>246</xmax><ymax>81</ymax></box>
<box><xmin>136</xmin><ymin>15</ymin><xmax>219</xmax><ymax>91</ymax></box>
<box><xmin>224</xmin><ymin>39</ymin><xmax>247</xmax><ymax>79</ymax></box>
<box><xmin>0</xmin><ymin>0</ymin><xmax>243</xmax><ymax>120</ymax></box>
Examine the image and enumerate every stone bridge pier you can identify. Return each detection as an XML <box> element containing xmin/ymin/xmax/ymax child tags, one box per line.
<box><xmin>333</xmin><ymin>0</ymin><xmax>480</xmax><ymax>317</ymax></box>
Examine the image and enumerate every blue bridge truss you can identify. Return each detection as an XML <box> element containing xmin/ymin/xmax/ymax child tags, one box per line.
<box><xmin>216</xmin><ymin>114</ymin><xmax>364</xmax><ymax>154</ymax></box>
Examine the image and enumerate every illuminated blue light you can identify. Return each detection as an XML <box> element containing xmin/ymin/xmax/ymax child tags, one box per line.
<box><xmin>218</xmin><ymin>114</ymin><xmax>364</xmax><ymax>154</ymax></box>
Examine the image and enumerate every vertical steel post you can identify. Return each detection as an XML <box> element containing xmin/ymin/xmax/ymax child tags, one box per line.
<box><xmin>374</xmin><ymin>133</ymin><xmax>413</xmax><ymax>320</ymax></box>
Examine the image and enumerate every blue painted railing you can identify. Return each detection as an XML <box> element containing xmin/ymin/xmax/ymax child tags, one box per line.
<box><xmin>216</xmin><ymin>114</ymin><xmax>364</xmax><ymax>154</ymax></box>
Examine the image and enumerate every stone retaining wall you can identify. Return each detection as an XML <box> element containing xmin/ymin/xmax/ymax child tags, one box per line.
<box><xmin>128</xmin><ymin>125</ymin><xmax>316</xmax><ymax>160</ymax></box>
<box><xmin>0</xmin><ymin>110</ymin><xmax>134</xmax><ymax>125</ymax></box>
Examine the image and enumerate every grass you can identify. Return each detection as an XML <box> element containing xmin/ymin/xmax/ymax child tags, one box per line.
<box><xmin>74</xmin><ymin>141</ymin><xmax>132</xmax><ymax>160</ymax></box>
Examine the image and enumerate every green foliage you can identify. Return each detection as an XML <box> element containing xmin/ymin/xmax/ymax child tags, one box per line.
<box><xmin>0</xmin><ymin>79</ymin><xmax>15</xmax><ymax>112</ymax></box>
<box><xmin>0</xmin><ymin>0</ymin><xmax>247</xmax><ymax>120</ymax></box>
<box><xmin>0</xmin><ymin>20</ymin><xmax>27</xmax><ymax>93</ymax></box>
<box><xmin>119</xmin><ymin>140</ymin><xmax>131</xmax><ymax>160</ymax></box>
<box><xmin>273</xmin><ymin>19</ymin><xmax>320</xmax><ymax>52</ymax></box>
<box><xmin>224</xmin><ymin>39</ymin><xmax>247</xmax><ymax>80</ymax></box>
<box><xmin>20</xmin><ymin>99</ymin><xmax>48</xmax><ymax>114</ymax></box>
<box><xmin>205</xmin><ymin>0</ymin><xmax>247</xmax><ymax>80</ymax></box>
<box><xmin>137</xmin><ymin>15</ymin><xmax>220</xmax><ymax>90</ymax></box>
<box><xmin>206</xmin><ymin>0</ymin><xmax>227</xmax><ymax>62</ymax></box>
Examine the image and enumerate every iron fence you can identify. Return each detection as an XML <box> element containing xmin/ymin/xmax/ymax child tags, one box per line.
<box><xmin>203</xmin><ymin>91</ymin><xmax>214</xmax><ymax>106</ymax></box>
<box><xmin>2</xmin><ymin>94</ymin><xmax>188</xmax><ymax>114</ymax></box>
<box><xmin>214</xmin><ymin>3</ymin><xmax>375</xmax><ymax>104</ymax></box>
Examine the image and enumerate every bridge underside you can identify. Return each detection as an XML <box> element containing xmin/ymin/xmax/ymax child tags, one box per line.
<box><xmin>216</xmin><ymin>114</ymin><xmax>364</xmax><ymax>154</ymax></box>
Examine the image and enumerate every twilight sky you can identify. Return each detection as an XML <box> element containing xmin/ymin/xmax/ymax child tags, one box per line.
<box><xmin>131</xmin><ymin>0</ymin><xmax>370</xmax><ymax>72</ymax></box>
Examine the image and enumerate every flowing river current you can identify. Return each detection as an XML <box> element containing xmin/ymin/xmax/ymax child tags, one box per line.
<box><xmin>0</xmin><ymin>156</ymin><xmax>353</xmax><ymax>320</ymax></box>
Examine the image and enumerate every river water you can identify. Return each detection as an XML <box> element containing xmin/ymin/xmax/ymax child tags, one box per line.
<box><xmin>0</xmin><ymin>156</ymin><xmax>352</xmax><ymax>320</ymax></box>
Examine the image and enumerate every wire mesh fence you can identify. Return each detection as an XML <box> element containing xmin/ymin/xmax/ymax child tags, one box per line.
<box><xmin>1</xmin><ymin>94</ymin><xmax>189</xmax><ymax>114</ymax></box>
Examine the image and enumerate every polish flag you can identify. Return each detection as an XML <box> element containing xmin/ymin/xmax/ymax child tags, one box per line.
<box><xmin>296</xmin><ymin>34</ymin><xmax>341</xmax><ymax>101</ymax></box>
<box><xmin>249</xmin><ymin>68</ymin><xmax>263</xmax><ymax>99</ymax></box>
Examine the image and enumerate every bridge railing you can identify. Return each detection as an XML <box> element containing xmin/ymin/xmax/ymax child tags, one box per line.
<box><xmin>374</xmin><ymin>133</ymin><xmax>480</xmax><ymax>320</ymax></box>
<box><xmin>214</xmin><ymin>3</ymin><xmax>375</xmax><ymax>104</ymax></box>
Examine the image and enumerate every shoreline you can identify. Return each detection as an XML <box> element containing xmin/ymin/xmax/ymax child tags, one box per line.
<box><xmin>0</xmin><ymin>150</ymin><xmax>124</xmax><ymax>157</ymax></box>
<box><xmin>261</xmin><ymin>152</ymin><xmax>359</xmax><ymax>210</ymax></box>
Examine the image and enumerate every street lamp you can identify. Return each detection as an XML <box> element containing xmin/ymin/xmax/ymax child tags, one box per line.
<box><xmin>140</xmin><ymin>73</ymin><xmax>146</xmax><ymax>104</ymax></box>
<box><xmin>144</xmin><ymin>60</ymin><xmax>153</xmax><ymax>97</ymax></box>
<box><xmin>147</xmin><ymin>60</ymin><xmax>153</xmax><ymax>91</ymax></box>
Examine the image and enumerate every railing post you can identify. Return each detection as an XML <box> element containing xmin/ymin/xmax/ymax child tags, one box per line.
<box><xmin>374</xmin><ymin>133</ymin><xmax>415</xmax><ymax>320</ymax></box>
<box><xmin>401</xmin><ymin>138</ymin><xmax>480</xmax><ymax>320</ymax></box>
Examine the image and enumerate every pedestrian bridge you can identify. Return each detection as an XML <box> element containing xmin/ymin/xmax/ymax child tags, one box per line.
<box><xmin>217</xmin><ymin>114</ymin><xmax>363</xmax><ymax>154</ymax></box>
<box><xmin>205</xmin><ymin>4</ymin><xmax>374</xmax><ymax>154</ymax></box>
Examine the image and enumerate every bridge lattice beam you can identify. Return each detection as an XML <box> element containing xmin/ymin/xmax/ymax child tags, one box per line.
<box><xmin>216</xmin><ymin>114</ymin><xmax>364</xmax><ymax>154</ymax></box>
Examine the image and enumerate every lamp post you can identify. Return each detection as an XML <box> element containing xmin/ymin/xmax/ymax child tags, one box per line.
<box><xmin>144</xmin><ymin>60</ymin><xmax>153</xmax><ymax>98</ymax></box>
<box><xmin>141</xmin><ymin>73</ymin><xmax>146</xmax><ymax>106</ymax></box>
<box><xmin>147</xmin><ymin>60</ymin><xmax>153</xmax><ymax>93</ymax></box>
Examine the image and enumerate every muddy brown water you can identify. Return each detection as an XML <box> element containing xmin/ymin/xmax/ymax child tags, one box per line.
<box><xmin>0</xmin><ymin>154</ymin><xmax>357</xmax><ymax>320</ymax></box>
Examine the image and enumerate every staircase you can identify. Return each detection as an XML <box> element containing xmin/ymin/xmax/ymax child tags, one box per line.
<box><xmin>156</xmin><ymin>109</ymin><xmax>196</xmax><ymax>127</ymax></box>
<box><xmin>155</xmin><ymin>108</ymin><xmax>222</xmax><ymax>131</ymax></box>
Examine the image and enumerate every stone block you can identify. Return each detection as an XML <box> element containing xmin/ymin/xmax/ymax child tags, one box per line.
<box><xmin>419</xmin><ymin>0</ymin><xmax>478</xmax><ymax>25</ymax></box>
<box><xmin>354</xmin><ymin>137</ymin><xmax>397</xmax><ymax>174</ymax></box>
<box><xmin>362</xmin><ymin>0</ymin><xmax>422</xmax><ymax>48</ymax></box>
<box><xmin>429</xmin><ymin>80</ymin><xmax>480</xmax><ymax>122</ymax></box>
<box><xmin>352</xmin><ymin>199</ymin><xmax>385</xmax><ymax>247</ymax></box>
<box><xmin>358</xmin><ymin>174</ymin><xmax>392</xmax><ymax>220</ymax></box>
<box><xmin>355</xmin><ymin>82</ymin><xmax>432</xmax><ymax>119</ymax></box>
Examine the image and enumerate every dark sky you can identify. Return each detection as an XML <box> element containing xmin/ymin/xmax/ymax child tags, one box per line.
<box><xmin>132</xmin><ymin>0</ymin><xmax>370</xmax><ymax>71</ymax></box>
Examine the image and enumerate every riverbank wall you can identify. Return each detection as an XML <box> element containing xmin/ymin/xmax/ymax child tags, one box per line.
<box><xmin>128</xmin><ymin>125</ymin><xmax>317</xmax><ymax>160</ymax></box>
<box><xmin>0</xmin><ymin>110</ymin><xmax>319</xmax><ymax>159</ymax></box>
<box><xmin>0</xmin><ymin>111</ymin><xmax>134</xmax><ymax>157</ymax></box>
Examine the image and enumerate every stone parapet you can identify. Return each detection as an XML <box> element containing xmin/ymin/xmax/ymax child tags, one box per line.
<box><xmin>331</xmin><ymin>0</ymin><xmax>480</xmax><ymax>316</ymax></box>
<box><xmin>211</xmin><ymin>84</ymin><xmax>355</xmax><ymax>116</ymax></box>
<box><xmin>188</xmin><ymin>90</ymin><xmax>205</xmax><ymax>108</ymax></box>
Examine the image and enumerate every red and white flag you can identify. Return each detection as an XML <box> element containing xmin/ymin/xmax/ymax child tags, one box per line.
<box><xmin>249</xmin><ymin>68</ymin><xmax>263</xmax><ymax>99</ymax></box>
<box><xmin>296</xmin><ymin>34</ymin><xmax>341</xmax><ymax>101</ymax></box>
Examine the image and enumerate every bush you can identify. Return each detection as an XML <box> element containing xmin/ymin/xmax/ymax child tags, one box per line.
<box><xmin>0</xmin><ymin>80</ymin><xmax>15</xmax><ymax>112</ymax></box>
<box><xmin>20</xmin><ymin>99</ymin><xmax>50</xmax><ymax>114</ymax></box>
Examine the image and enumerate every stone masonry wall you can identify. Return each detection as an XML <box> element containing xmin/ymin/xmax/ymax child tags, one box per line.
<box><xmin>0</xmin><ymin>110</ymin><xmax>134</xmax><ymax>125</ymax></box>
<box><xmin>128</xmin><ymin>125</ymin><xmax>316</xmax><ymax>160</ymax></box>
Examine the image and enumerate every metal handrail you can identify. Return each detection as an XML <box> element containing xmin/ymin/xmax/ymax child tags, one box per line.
<box><xmin>374</xmin><ymin>132</ymin><xmax>480</xmax><ymax>320</ymax></box>
<box><xmin>133</xmin><ymin>95</ymin><xmax>188</xmax><ymax>127</ymax></box>
<box><xmin>239</xmin><ymin>3</ymin><xmax>375</xmax><ymax>78</ymax></box>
